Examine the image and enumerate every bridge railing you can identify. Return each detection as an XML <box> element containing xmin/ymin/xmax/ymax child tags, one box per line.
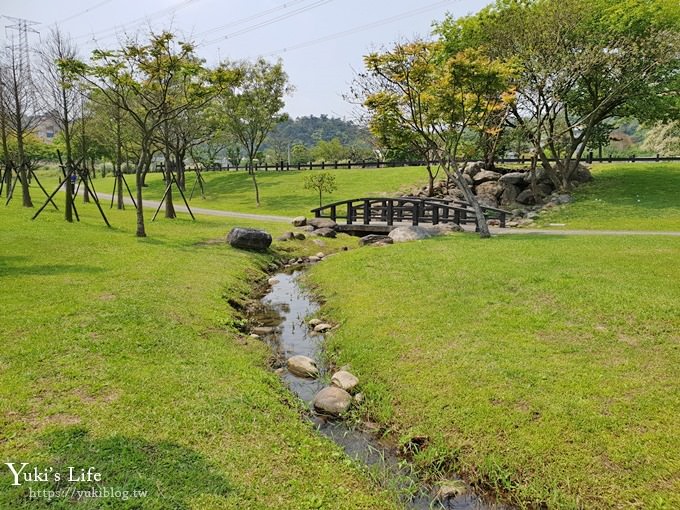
<box><xmin>310</xmin><ymin>197</ymin><xmax>509</xmax><ymax>229</ymax></box>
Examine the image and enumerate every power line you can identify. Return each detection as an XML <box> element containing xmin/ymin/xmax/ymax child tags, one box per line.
<box><xmin>194</xmin><ymin>0</ymin><xmax>310</xmax><ymax>39</ymax></box>
<box><xmin>49</xmin><ymin>0</ymin><xmax>114</xmax><ymax>27</ymax></box>
<box><xmin>200</xmin><ymin>0</ymin><xmax>334</xmax><ymax>47</ymax></box>
<box><xmin>72</xmin><ymin>0</ymin><xmax>201</xmax><ymax>43</ymax></box>
<box><xmin>263</xmin><ymin>0</ymin><xmax>456</xmax><ymax>57</ymax></box>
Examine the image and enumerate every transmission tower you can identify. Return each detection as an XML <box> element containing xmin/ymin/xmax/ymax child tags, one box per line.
<box><xmin>3</xmin><ymin>15</ymin><xmax>40</xmax><ymax>90</ymax></box>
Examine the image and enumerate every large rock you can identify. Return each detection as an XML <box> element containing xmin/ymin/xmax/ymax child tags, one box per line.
<box><xmin>287</xmin><ymin>355</ymin><xmax>319</xmax><ymax>378</ymax></box>
<box><xmin>477</xmin><ymin>193</ymin><xmax>499</xmax><ymax>208</ymax></box>
<box><xmin>516</xmin><ymin>189</ymin><xmax>537</xmax><ymax>205</ymax></box>
<box><xmin>472</xmin><ymin>170</ymin><xmax>502</xmax><ymax>184</ymax></box>
<box><xmin>500</xmin><ymin>183</ymin><xmax>519</xmax><ymax>206</ymax></box>
<box><xmin>308</xmin><ymin>217</ymin><xmax>337</xmax><ymax>229</ymax></box>
<box><xmin>463</xmin><ymin>161</ymin><xmax>483</xmax><ymax>177</ymax></box>
<box><xmin>331</xmin><ymin>370</ymin><xmax>359</xmax><ymax>392</ymax></box>
<box><xmin>499</xmin><ymin>172</ymin><xmax>527</xmax><ymax>185</ymax></box>
<box><xmin>292</xmin><ymin>216</ymin><xmax>307</xmax><ymax>227</ymax></box>
<box><xmin>359</xmin><ymin>234</ymin><xmax>394</xmax><ymax>246</ymax></box>
<box><xmin>313</xmin><ymin>386</ymin><xmax>352</xmax><ymax>416</ymax></box>
<box><xmin>227</xmin><ymin>227</ymin><xmax>272</xmax><ymax>251</ymax></box>
<box><xmin>572</xmin><ymin>163</ymin><xmax>593</xmax><ymax>183</ymax></box>
<box><xmin>311</xmin><ymin>227</ymin><xmax>336</xmax><ymax>238</ymax></box>
<box><xmin>388</xmin><ymin>226</ymin><xmax>432</xmax><ymax>243</ymax></box>
<box><xmin>475</xmin><ymin>181</ymin><xmax>503</xmax><ymax>198</ymax></box>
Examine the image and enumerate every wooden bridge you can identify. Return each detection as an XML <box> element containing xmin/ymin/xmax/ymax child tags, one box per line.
<box><xmin>310</xmin><ymin>197</ymin><xmax>509</xmax><ymax>235</ymax></box>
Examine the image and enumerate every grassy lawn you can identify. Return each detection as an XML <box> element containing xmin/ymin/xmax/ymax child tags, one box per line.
<box><xmin>37</xmin><ymin>165</ymin><xmax>428</xmax><ymax>218</ymax></box>
<box><xmin>537</xmin><ymin>163</ymin><xmax>680</xmax><ymax>231</ymax></box>
<box><xmin>309</xmin><ymin>234</ymin><xmax>680</xmax><ymax>509</ymax></box>
<box><xmin>0</xmin><ymin>203</ymin><xmax>395</xmax><ymax>509</ymax></box>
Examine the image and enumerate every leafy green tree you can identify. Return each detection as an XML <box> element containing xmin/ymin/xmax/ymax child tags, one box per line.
<box><xmin>212</xmin><ymin>58</ymin><xmax>291</xmax><ymax>206</ymax></box>
<box><xmin>436</xmin><ymin>0</ymin><xmax>680</xmax><ymax>190</ymax></box>
<box><xmin>355</xmin><ymin>40</ymin><xmax>441</xmax><ymax>196</ymax></box>
<box><xmin>303</xmin><ymin>172</ymin><xmax>337</xmax><ymax>207</ymax></box>
<box><xmin>311</xmin><ymin>137</ymin><xmax>349</xmax><ymax>162</ymax></box>
<box><xmin>66</xmin><ymin>31</ymin><xmax>231</xmax><ymax>234</ymax></box>
<box><xmin>641</xmin><ymin>121</ymin><xmax>680</xmax><ymax>156</ymax></box>
<box><xmin>289</xmin><ymin>143</ymin><xmax>309</xmax><ymax>165</ymax></box>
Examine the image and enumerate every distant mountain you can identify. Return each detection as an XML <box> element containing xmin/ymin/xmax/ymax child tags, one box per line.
<box><xmin>265</xmin><ymin>115</ymin><xmax>373</xmax><ymax>149</ymax></box>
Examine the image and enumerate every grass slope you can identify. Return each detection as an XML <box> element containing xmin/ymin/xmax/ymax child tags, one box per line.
<box><xmin>0</xmin><ymin>204</ymin><xmax>395</xmax><ymax>509</ymax></box>
<box><xmin>40</xmin><ymin>165</ymin><xmax>428</xmax><ymax>218</ymax></box>
<box><xmin>537</xmin><ymin>163</ymin><xmax>680</xmax><ymax>231</ymax></box>
<box><xmin>310</xmin><ymin>234</ymin><xmax>680</xmax><ymax>509</ymax></box>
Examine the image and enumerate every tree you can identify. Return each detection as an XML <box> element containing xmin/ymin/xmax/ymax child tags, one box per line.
<box><xmin>354</xmin><ymin>41</ymin><xmax>441</xmax><ymax>196</ymax></box>
<box><xmin>641</xmin><ymin>121</ymin><xmax>680</xmax><ymax>156</ymax></box>
<box><xmin>311</xmin><ymin>137</ymin><xmax>349</xmax><ymax>162</ymax></box>
<box><xmin>37</xmin><ymin>29</ymin><xmax>80</xmax><ymax>221</ymax></box>
<box><xmin>1</xmin><ymin>37</ymin><xmax>41</xmax><ymax>207</ymax></box>
<box><xmin>436</xmin><ymin>0</ymin><xmax>680</xmax><ymax>190</ymax></box>
<box><xmin>303</xmin><ymin>172</ymin><xmax>337</xmax><ymax>207</ymax></box>
<box><xmin>360</xmin><ymin>41</ymin><xmax>515</xmax><ymax>238</ymax></box>
<box><xmin>66</xmin><ymin>31</ymin><xmax>231</xmax><ymax>235</ymax></box>
<box><xmin>213</xmin><ymin>58</ymin><xmax>291</xmax><ymax>206</ymax></box>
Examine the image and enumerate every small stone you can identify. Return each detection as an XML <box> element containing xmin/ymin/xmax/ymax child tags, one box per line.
<box><xmin>308</xmin><ymin>318</ymin><xmax>322</xmax><ymax>327</ymax></box>
<box><xmin>287</xmin><ymin>355</ymin><xmax>319</xmax><ymax>378</ymax></box>
<box><xmin>308</xmin><ymin>218</ymin><xmax>337</xmax><ymax>229</ymax></box>
<box><xmin>274</xmin><ymin>367</ymin><xmax>285</xmax><ymax>375</ymax></box>
<box><xmin>267</xmin><ymin>277</ymin><xmax>279</xmax><ymax>285</ymax></box>
<box><xmin>313</xmin><ymin>386</ymin><xmax>352</xmax><ymax>416</ymax></box>
<box><xmin>252</xmin><ymin>326</ymin><xmax>276</xmax><ymax>335</ymax></box>
<box><xmin>311</xmin><ymin>227</ymin><xmax>336</xmax><ymax>238</ymax></box>
<box><xmin>293</xmin><ymin>233</ymin><xmax>306</xmax><ymax>240</ymax></box>
<box><xmin>292</xmin><ymin>216</ymin><xmax>307</xmax><ymax>227</ymax></box>
<box><xmin>315</xmin><ymin>252</ymin><xmax>325</xmax><ymax>259</ymax></box>
<box><xmin>276</xmin><ymin>232</ymin><xmax>294</xmax><ymax>241</ymax></box>
<box><xmin>388</xmin><ymin>226</ymin><xmax>432</xmax><ymax>243</ymax></box>
<box><xmin>249</xmin><ymin>333</ymin><xmax>261</xmax><ymax>339</ymax></box>
<box><xmin>436</xmin><ymin>480</ymin><xmax>468</xmax><ymax>500</ymax></box>
<box><xmin>299</xmin><ymin>225</ymin><xmax>315</xmax><ymax>232</ymax></box>
<box><xmin>314</xmin><ymin>323</ymin><xmax>333</xmax><ymax>332</ymax></box>
<box><xmin>359</xmin><ymin>234</ymin><xmax>393</xmax><ymax>246</ymax></box>
<box><xmin>331</xmin><ymin>370</ymin><xmax>359</xmax><ymax>392</ymax></box>
<box><xmin>308</xmin><ymin>256</ymin><xmax>320</xmax><ymax>263</ymax></box>
<box><xmin>353</xmin><ymin>393</ymin><xmax>364</xmax><ymax>404</ymax></box>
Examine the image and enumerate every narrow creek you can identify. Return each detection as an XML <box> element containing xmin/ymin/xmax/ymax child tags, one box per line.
<box><xmin>252</xmin><ymin>269</ymin><xmax>506</xmax><ymax>510</ymax></box>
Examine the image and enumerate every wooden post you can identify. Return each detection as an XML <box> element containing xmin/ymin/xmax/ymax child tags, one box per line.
<box><xmin>322</xmin><ymin>161</ymin><xmax>325</xmax><ymax>169</ymax></box>
<box><xmin>432</xmin><ymin>205</ymin><xmax>439</xmax><ymax>225</ymax></box>
<box><xmin>454</xmin><ymin>209</ymin><xmax>460</xmax><ymax>224</ymax></box>
<box><xmin>334</xmin><ymin>160</ymin><xmax>338</xmax><ymax>169</ymax></box>
<box><xmin>347</xmin><ymin>202</ymin><xmax>353</xmax><ymax>224</ymax></box>
<box><xmin>330</xmin><ymin>205</ymin><xmax>336</xmax><ymax>221</ymax></box>
<box><xmin>412</xmin><ymin>201</ymin><xmax>419</xmax><ymax>226</ymax></box>
<box><xmin>362</xmin><ymin>160</ymin><xmax>366</xmax><ymax>168</ymax></box>
<box><xmin>500</xmin><ymin>212</ymin><xmax>506</xmax><ymax>228</ymax></box>
<box><xmin>387</xmin><ymin>200</ymin><xmax>393</xmax><ymax>226</ymax></box>
<box><xmin>363</xmin><ymin>200</ymin><xmax>370</xmax><ymax>225</ymax></box>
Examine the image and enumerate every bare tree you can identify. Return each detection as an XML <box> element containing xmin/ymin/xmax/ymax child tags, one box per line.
<box><xmin>1</xmin><ymin>37</ymin><xmax>41</xmax><ymax>207</ymax></box>
<box><xmin>37</xmin><ymin>27</ymin><xmax>80</xmax><ymax>221</ymax></box>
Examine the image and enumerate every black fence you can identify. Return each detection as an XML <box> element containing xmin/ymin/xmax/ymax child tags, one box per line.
<box><xmin>149</xmin><ymin>153</ymin><xmax>680</xmax><ymax>174</ymax></box>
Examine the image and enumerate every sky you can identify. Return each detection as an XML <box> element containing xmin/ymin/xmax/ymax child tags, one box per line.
<box><xmin>1</xmin><ymin>0</ymin><xmax>491</xmax><ymax>119</ymax></box>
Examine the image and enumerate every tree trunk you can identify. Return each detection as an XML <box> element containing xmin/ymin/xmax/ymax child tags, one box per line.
<box><xmin>15</xmin><ymin>131</ymin><xmax>33</xmax><ymax>207</ymax></box>
<box><xmin>447</xmin><ymin>162</ymin><xmax>490</xmax><ymax>239</ymax></box>
<box><xmin>135</xmin><ymin>150</ymin><xmax>148</xmax><ymax>237</ymax></box>
<box><xmin>164</xmin><ymin>154</ymin><xmax>176</xmax><ymax>219</ymax></box>
<box><xmin>249</xmin><ymin>165</ymin><xmax>260</xmax><ymax>207</ymax></box>
<box><xmin>115</xmin><ymin>117</ymin><xmax>124</xmax><ymax>210</ymax></box>
<box><xmin>426</xmin><ymin>163</ymin><xmax>435</xmax><ymax>197</ymax></box>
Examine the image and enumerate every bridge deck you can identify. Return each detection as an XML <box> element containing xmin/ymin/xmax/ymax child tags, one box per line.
<box><xmin>311</xmin><ymin>196</ymin><xmax>509</xmax><ymax>234</ymax></box>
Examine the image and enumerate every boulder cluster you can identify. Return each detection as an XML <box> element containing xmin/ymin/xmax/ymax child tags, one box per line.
<box><xmin>406</xmin><ymin>161</ymin><xmax>593</xmax><ymax>212</ymax></box>
<box><xmin>279</xmin><ymin>216</ymin><xmax>340</xmax><ymax>240</ymax></box>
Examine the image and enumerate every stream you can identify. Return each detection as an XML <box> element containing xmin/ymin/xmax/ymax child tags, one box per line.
<box><xmin>254</xmin><ymin>269</ymin><xmax>506</xmax><ymax>510</ymax></box>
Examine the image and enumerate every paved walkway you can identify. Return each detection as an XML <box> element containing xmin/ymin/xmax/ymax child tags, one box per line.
<box><xmin>88</xmin><ymin>190</ymin><xmax>680</xmax><ymax>236</ymax></box>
